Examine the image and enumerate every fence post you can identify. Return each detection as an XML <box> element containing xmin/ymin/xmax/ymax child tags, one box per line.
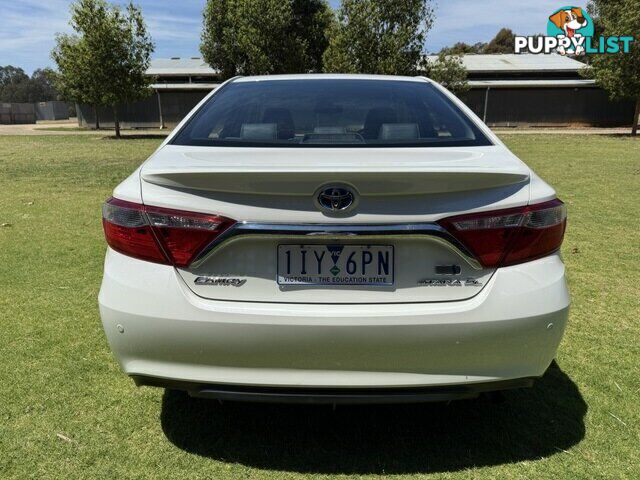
<box><xmin>157</xmin><ymin>90</ymin><xmax>165</xmax><ymax>130</ymax></box>
<box><xmin>483</xmin><ymin>87</ymin><xmax>490</xmax><ymax>123</ymax></box>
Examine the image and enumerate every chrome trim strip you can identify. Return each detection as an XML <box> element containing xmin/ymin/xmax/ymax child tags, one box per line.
<box><xmin>191</xmin><ymin>222</ymin><xmax>483</xmax><ymax>270</ymax></box>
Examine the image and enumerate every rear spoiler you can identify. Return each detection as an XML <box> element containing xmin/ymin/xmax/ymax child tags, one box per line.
<box><xmin>142</xmin><ymin>169</ymin><xmax>528</xmax><ymax>195</ymax></box>
<box><xmin>140</xmin><ymin>146</ymin><xmax>530</xmax><ymax>195</ymax></box>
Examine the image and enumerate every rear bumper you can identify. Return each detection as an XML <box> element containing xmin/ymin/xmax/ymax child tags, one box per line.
<box><xmin>133</xmin><ymin>375</ymin><xmax>535</xmax><ymax>404</ymax></box>
<box><xmin>99</xmin><ymin>249</ymin><xmax>569</xmax><ymax>392</ymax></box>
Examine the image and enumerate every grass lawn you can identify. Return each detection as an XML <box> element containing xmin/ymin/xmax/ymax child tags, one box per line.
<box><xmin>0</xmin><ymin>134</ymin><xmax>638</xmax><ymax>479</ymax></box>
<box><xmin>33</xmin><ymin>127</ymin><xmax>96</xmax><ymax>132</ymax></box>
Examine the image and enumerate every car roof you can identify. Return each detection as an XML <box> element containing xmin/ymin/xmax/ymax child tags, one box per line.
<box><xmin>233</xmin><ymin>74</ymin><xmax>430</xmax><ymax>83</ymax></box>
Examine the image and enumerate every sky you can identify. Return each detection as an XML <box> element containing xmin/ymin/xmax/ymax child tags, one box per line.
<box><xmin>0</xmin><ymin>0</ymin><xmax>581</xmax><ymax>74</ymax></box>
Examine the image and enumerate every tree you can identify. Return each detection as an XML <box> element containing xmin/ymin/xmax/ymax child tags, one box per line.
<box><xmin>53</xmin><ymin>31</ymin><xmax>101</xmax><ymax>128</ymax></box>
<box><xmin>28</xmin><ymin>69</ymin><xmax>59</xmax><ymax>102</ymax></box>
<box><xmin>200</xmin><ymin>0</ymin><xmax>333</xmax><ymax>79</ymax></box>
<box><xmin>323</xmin><ymin>0</ymin><xmax>434</xmax><ymax>75</ymax></box>
<box><xmin>440</xmin><ymin>41</ymin><xmax>486</xmax><ymax>55</ymax></box>
<box><xmin>582</xmin><ymin>0</ymin><xmax>640</xmax><ymax>135</ymax></box>
<box><xmin>0</xmin><ymin>66</ymin><xmax>59</xmax><ymax>103</ymax></box>
<box><xmin>0</xmin><ymin>66</ymin><xmax>29</xmax><ymax>90</ymax></box>
<box><xmin>440</xmin><ymin>28</ymin><xmax>517</xmax><ymax>55</ymax></box>
<box><xmin>0</xmin><ymin>66</ymin><xmax>30</xmax><ymax>103</ymax></box>
<box><xmin>422</xmin><ymin>53</ymin><xmax>468</xmax><ymax>96</ymax></box>
<box><xmin>290</xmin><ymin>0</ymin><xmax>335</xmax><ymax>73</ymax></box>
<box><xmin>52</xmin><ymin>0</ymin><xmax>154</xmax><ymax>137</ymax></box>
<box><xmin>0</xmin><ymin>66</ymin><xmax>29</xmax><ymax>102</ymax></box>
<box><xmin>483</xmin><ymin>28</ymin><xmax>516</xmax><ymax>54</ymax></box>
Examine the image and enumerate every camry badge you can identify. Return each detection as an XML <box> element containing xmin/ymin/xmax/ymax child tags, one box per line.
<box><xmin>194</xmin><ymin>276</ymin><xmax>247</xmax><ymax>286</ymax></box>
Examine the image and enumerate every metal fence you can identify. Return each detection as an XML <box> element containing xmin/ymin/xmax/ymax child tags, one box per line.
<box><xmin>34</xmin><ymin>101</ymin><xmax>70</xmax><ymax>121</ymax></box>
<box><xmin>74</xmin><ymin>85</ymin><xmax>636</xmax><ymax>130</ymax></box>
<box><xmin>463</xmin><ymin>87</ymin><xmax>635</xmax><ymax>127</ymax></box>
<box><xmin>76</xmin><ymin>91</ymin><xmax>208</xmax><ymax>129</ymax></box>
<box><xmin>0</xmin><ymin>103</ymin><xmax>36</xmax><ymax>124</ymax></box>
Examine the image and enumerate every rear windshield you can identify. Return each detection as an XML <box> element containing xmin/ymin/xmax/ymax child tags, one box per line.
<box><xmin>172</xmin><ymin>79</ymin><xmax>492</xmax><ymax>148</ymax></box>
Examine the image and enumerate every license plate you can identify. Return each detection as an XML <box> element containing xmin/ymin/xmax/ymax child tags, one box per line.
<box><xmin>277</xmin><ymin>244</ymin><xmax>394</xmax><ymax>286</ymax></box>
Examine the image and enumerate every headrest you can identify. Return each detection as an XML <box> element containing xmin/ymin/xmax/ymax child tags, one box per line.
<box><xmin>240</xmin><ymin>123</ymin><xmax>277</xmax><ymax>140</ymax></box>
<box><xmin>379</xmin><ymin>123</ymin><xmax>420</xmax><ymax>140</ymax></box>
<box><xmin>313</xmin><ymin>126</ymin><xmax>347</xmax><ymax>134</ymax></box>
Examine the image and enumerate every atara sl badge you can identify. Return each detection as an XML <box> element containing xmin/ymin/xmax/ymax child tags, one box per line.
<box><xmin>418</xmin><ymin>278</ymin><xmax>483</xmax><ymax>287</ymax></box>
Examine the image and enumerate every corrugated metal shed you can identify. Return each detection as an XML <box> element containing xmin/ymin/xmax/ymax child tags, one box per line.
<box><xmin>147</xmin><ymin>54</ymin><xmax>585</xmax><ymax>77</ymax></box>
<box><xmin>76</xmin><ymin>55</ymin><xmax>631</xmax><ymax>129</ymax></box>
<box><xmin>468</xmin><ymin>79</ymin><xmax>595</xmax><ymax>88</ymax></box>
<box><xmin>147</xmin><ymin>57</ymin><xmax>218</xmax><ymax>77</ymax></box>
<box><xmin>151</xmin><ymin>83</ymin><xmax>220</xmax><ymax>90</ymax></box>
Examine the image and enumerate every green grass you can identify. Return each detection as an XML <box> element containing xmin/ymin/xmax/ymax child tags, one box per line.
<box><xmin>0</xmin><ymin>134</ymin><xmax>638</xmax><ymax>479</ymax></box>
<box><xmin>33</xmin><ymin>127</ymin><xmax>169</xmax><ymax>136</ymax></box>
<box><xmin>33</xmin><ymin>126</ymin><xmax>96</xmax><ymax>132</ymax></box>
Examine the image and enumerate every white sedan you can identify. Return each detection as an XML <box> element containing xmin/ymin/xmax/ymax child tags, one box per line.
<box><xmin>99</xmin><ymin>74</ymin><xmax>569</xmax><ymax>403</ymax></box>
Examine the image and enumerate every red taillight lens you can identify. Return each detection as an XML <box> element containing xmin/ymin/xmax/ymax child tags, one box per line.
<box><xmin>144</xmin><ymin>204</ymin><xmax>235</xmax><ymax>267</ymax></box>
<box><xmin>102</xmin><ymin>198</ymin><xmax>235</xmax><ymax>267</ymax></box>
<box><xmin>102</xmin><ymin>199</ymin><xmax>167</xmax><ymax>264</ymax></box>
<box><xmin>438</xmin><ymin>199</ymin><xmax>567</xmax><ymax>268</ymax></box>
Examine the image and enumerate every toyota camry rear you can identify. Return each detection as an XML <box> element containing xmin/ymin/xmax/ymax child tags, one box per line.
<box><xmin>98</xmin><ymin>75</ymin><xmax>569</xmax><ymax>403</ymax></box>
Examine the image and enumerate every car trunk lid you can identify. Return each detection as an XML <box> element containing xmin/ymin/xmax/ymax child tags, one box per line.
<box><xmin>139</xmin><ymin>145</ymin><xmax>530</xmax><ymax>304</ymax></box>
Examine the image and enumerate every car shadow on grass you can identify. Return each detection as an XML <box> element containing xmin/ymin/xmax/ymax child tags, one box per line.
<box><xmin>160</xmin><ymin>361</ymin><xmax>586</xmax><ymax>475</ymax></box>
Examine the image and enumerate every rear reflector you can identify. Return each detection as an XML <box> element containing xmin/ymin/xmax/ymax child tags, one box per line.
<box><xmin>439</xmin><ymin>199</ymin><xmax>567</xmax><ymax>268</ymax></box>
<box><xmin>102</xmin><ymin>198</ymin><xmax>235</xmax><ymax>267</ymax></box>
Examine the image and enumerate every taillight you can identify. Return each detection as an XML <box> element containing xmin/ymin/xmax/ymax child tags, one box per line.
<box><xmin>438</xmin><ymin>199</ymin><xmax>567</xmax><ymax>268</ymax></box>
<box><xmin>102</xmin><ymin>199</ymin><xmax>167</xmax><ymax>264</ymax></box>
<box><xmin>102</xmin><ymin>198</ymin><xmax>235</xmax><ymax>267</ymax></box>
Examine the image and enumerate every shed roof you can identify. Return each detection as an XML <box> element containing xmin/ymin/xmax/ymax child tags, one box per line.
<box><xmin>148</xmin><ymin>54</ymin><xmax>586</xmax><ymax>77</ymax></box>
<box><xmin>151</xmin><ymin>83</ymin><xmax>220</xmax><ymax>90</ymax></box>
<box><xmin>426</xmin><ymin>54</ymin><xmax>586</xmax><ymax>73</ymax></box>
<box><xmin>468</xmin><ymin>79</ymin><xmax>596</xmax><ymax>88</ymax></box>
<box><xmin>149</xmin><ymin>79</ymin><xmax>597</xmax><ymax>91</ymax></box>
<box><xmin>147</xmin><ymin>57</ymin><xmax>218</xmax><ymax>76</ymax></box>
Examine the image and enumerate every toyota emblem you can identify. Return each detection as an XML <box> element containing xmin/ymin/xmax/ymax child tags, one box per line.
<box><xmin>316</xmin><ymin>186</ymin><xmax>356</xmax><ymax>213</ymax></box>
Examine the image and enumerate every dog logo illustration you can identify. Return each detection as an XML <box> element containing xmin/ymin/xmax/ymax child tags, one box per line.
<box><xmin>515</xmin><ymin>5</ymin><xmax>633</xmax><ymax>55</ymax></box>
<box><xmin>547</xmin><ymin>6</ymin><xmax>593</xmax><ymax>55</ymax></box>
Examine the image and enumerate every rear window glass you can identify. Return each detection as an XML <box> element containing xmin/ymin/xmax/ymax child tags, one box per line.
<box><xmin>172</xmin><ymin>79</ymin><xmax>492</xmax><ymax>148</ymax></box>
